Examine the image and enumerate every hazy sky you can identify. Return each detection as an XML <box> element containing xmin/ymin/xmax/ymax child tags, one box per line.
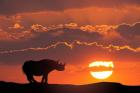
<box><xmin>0</xmin><ymin>0</ymin><xmax>140</xmax><ymax>85</ymax></box>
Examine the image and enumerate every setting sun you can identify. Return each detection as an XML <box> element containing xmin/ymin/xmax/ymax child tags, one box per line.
<box><xmin>89</xmin><ymin>61</ymin><xmax>114</xmax><ymax>80</ymax></box>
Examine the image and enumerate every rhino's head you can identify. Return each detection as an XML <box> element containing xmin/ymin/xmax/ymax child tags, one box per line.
<box><xmin>55</xmin><ymin>59</ymin><xmax>65</xmax><ymax>71</ymax></box>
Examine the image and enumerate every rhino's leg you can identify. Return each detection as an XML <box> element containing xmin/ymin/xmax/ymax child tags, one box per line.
<box><xmin>41</xmin><ymin>75</ymin><xmax>45</xmax><ymax>83</ymax></box>
<box><xmin>26</xmin><ymin>74</ymin><xmax>33</xmax><ymax>83</ymax></box>
<box><xmin>44</xmin><ymin>74</ymin><xmax>48</xmax><ymax>84</ymax></box>
<box><xmin>27</xmin><ymin>74</ymin><xmax>36</xmax><ymax>83</ymax></box>
<box><xmin>41</xmin><ymin>76</ymin><xmax>45</xmax><ymax>83</ymax></box>
<box><xmin>41</xmin><ymin>74</ymin><xmax>48</xmax><ymax>84</ymax></box>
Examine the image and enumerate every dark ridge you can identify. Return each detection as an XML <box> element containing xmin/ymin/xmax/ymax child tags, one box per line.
<box><xmin>0</xmin><ymin>81</ymin><xmax>140</xmax><ymax>93</ymax></box>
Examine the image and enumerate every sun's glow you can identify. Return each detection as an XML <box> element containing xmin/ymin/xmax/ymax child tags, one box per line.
<box><xmin>89</xmin><ymin>61</ymin><xmax>114</xmax><ymax>80</ymax></box>
<box><xmin>90</xmin><ymin>71</ymin><xmax>113</xmax><ymax>79</ymax></box>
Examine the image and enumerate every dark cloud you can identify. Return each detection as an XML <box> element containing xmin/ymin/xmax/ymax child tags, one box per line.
<box><xmin>0</xmin><ymin>26</ymin><xmax>102</xmax><ymax>49</ymax></box>
<box><xmin>116</xmin><ymin>22</ymin><xmax>140</xmax><ymax>47</ymax></box>
<box><xmin>0</xmin><ymin>0</ymin><xmax>140</xmax><ymax>15</ymax></box>
<box><xmin>117</xmin><ymin>23</ymin><xmax>140</xmax><ymax>36</ymax></box>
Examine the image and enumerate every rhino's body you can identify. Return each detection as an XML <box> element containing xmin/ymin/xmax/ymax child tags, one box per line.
<box><xmin>22</xmin><ymin>59</ymin><xmax>65</xmax><ymax>84</ymax></box>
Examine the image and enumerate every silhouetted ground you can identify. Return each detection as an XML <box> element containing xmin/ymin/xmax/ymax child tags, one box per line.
<box><xmin>0</xmin><ymin>81</ymin><xmax>140</xmax><ymax>93</ymax></box>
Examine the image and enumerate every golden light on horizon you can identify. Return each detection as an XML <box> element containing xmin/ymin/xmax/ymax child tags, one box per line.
<box><xmin>89</xmin><ymin>61</ymin><xmax>114</xmax><ymax>80</ymax></box>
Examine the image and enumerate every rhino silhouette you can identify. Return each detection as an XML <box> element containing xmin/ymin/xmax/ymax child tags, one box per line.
<box><xmin>22</xmin><ymin>59</ymin><xmax>65</xmax><ymax>84</ymax></box>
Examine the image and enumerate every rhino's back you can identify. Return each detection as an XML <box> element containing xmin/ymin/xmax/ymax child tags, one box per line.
<box><xmin>22</xmin><ymin>61</ymin><xmax>38</xmax><ymax>73</ymax></box>
<box><xmin>22</xmin><ymin>60</ymin><xmax>54</xmax><ymax>75</ymax></box>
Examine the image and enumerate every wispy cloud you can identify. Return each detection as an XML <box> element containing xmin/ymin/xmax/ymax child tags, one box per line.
<box><xmin>0</xmin><ymin>40</ymin><xmax>140</xmax><ymax>55</ymax></box>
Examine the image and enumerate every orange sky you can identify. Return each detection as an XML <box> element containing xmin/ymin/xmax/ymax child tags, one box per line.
<box><xmin>0</xmin><ymin>0</ymin><xmax>140</xmax><ymax>85</ymax></box>
<box><xmin>0</xmin><ymin>60</ymin><xmax>140</xmax><ymax>85</ymax></box>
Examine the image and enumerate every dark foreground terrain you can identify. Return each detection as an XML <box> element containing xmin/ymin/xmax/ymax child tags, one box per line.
<box><xmin>0</xmin><ymin>81</ymin><xmax>140</xmax><ymax>93</ymax></box>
